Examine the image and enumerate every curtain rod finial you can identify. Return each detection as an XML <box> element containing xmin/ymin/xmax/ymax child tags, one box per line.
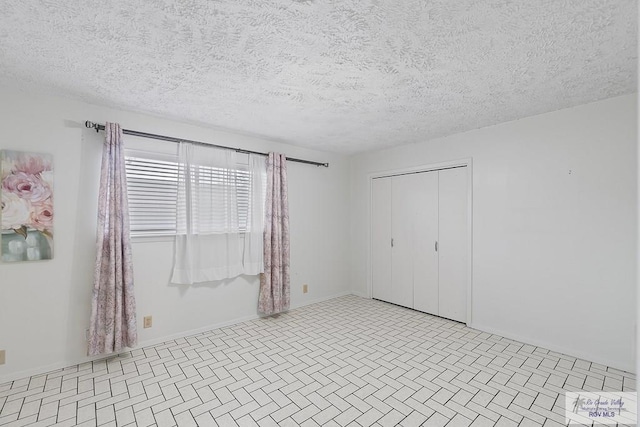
<box><xmin>85</xmin><ymin>121</ymin><xmax>99</xmax><ymax>132</ymax></box>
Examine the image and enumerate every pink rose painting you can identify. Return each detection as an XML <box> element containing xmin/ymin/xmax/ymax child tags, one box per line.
<box><xmin>1</xmin><ymin>150</ymin><xmax>53</xmax><ymax>262</ymax></box>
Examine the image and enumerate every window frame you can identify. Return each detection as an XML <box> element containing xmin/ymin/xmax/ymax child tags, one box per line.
<box><xmin>124</xmin><ymin>147</ymin><xmax>257</xmax><ymax>241</ymax></box>
<box><xmin>124</xmin><ymin>148</ymin><xmax>180</xmax><ymax>240</ymax></box>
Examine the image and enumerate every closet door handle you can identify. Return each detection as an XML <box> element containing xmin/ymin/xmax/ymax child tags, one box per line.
<box><xmin>391</xmin><ymin>238</ymin><xmax>394</xmax><ymax>247</ymax></box>
<box><xmin>435</xmin><ymin>241</ymin><xmax>438</xmax><ymax>252</ymax></box>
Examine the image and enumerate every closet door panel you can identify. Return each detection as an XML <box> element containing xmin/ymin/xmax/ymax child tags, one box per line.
<box><xmin>391</xmin><ymin>174</ymin><xmax>415</xmax><ymax>308</ymax></box>
<box><xmin>438</xmin><ymin>167</ymin><xmax>468</xmax><ymax>323</ymax></box>
<box><xmin>371</xmin><ymin>178</ymin><xmax>392</xmax><ymax>303</ymax></box>
<box><xmin>412</xmin><ymin>172</ymin><xmax>439</xmax><ymax>315</ymax></box>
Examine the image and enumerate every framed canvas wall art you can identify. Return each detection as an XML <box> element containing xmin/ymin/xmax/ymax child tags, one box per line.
<box><xmin>1</xmin><ymin>150</ymin><xmax>53</xmax><ymax>262</ymax></box>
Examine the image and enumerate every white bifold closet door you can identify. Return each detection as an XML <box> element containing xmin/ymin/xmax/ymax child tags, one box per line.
<box><xmin>391</xmin><ymin>174</ymin><xmax>420</xmax><ymax>308</ymax></box>
<box><xmin>371</xmin><ymin>178</ymin><xmax>392</xmax><ymax>303</ymax></box>
<box><xmin>438</xmin><ymin>167</ymin><xmax>468</xmax><ymax>322</ymax></box>
<box><xmin>407</xmin><ymin>173</ymin><xmax>439</xmax><ymax>314</ymax></box>
<box><xmin>371</xmin><ymin>166</ymin><xmax>468</xmax><ymax>323</ymax></box>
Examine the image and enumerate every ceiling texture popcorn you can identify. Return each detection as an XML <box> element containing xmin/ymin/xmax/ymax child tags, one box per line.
<box><xmin>0</xmin><ymin>0</ymin><xmax>636</xmax><ymax>153</ymax></box>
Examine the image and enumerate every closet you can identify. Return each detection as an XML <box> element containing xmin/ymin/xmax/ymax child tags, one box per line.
<box><xmin>371</xmin><ymin>166</ymin><xmax>468</xmax><ymax>323</ymax></box>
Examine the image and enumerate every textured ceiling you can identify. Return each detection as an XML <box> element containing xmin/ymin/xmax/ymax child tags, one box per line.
<box><xmin>0</xmin><ymin>1</ymin><xmax>636</xmax><ymax>154</ymax></box>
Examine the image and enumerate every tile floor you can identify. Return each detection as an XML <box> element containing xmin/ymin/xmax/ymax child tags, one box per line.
<box><xmin>0</xmin><ymin>295</ymin><xmax>635</xmax><ymax>427</ymax></box>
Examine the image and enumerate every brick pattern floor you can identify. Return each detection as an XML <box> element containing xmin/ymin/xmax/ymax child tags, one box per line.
<box><xmin>0</xmin><ymin>295</ymin><xmax>636</xmax><ymax>426</ymax></box>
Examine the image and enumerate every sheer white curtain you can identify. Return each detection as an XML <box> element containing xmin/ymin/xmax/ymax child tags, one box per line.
<box><xmin>171</xmin><ymin>143</ymin><xmax>265</xmax><ymax>284</ymax></box>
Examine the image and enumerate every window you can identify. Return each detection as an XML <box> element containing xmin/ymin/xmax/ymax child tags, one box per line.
<box><xmin>176</xmin><ymin>163</ymin><xmax>253</xmax><ymax>235</ymax></box>
<box><xmin>124</xmin><ymin>149</ymin><xmax>254</xmax><ymax>237</ymax></box>
<box><xmin>125</xmin><ymin>150</ymin><xmax>179</xmax><ymax>236</ymax></box>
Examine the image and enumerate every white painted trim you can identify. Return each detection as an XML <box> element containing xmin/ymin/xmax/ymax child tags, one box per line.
<box><xmin>0</xmin><ymin>291</ymin><xmax>353</xmax><ymax>385</ymax></box>
<box><xmin>472</xmin><ymin>323</ymin><xmax>636</xmax><ymax>374</ymax></box>
<box><xmin>366</xmin><ymin>158</ymin><xmax>474</xmax><ymax>326</ymax></box>
<box><xmin>366</xmin><ymin>176</ymin><xmax>373</xmax><ymax>299</ymax></box>
<box><xmin>350</xmin><ymin>291</ymin><xmax>370</xmax><ymax>299</ymax></box>
<box><xmin>137</xmin><ymin>288</ymin><xmax>350</xmax><ymax>350</ymax></box>
<box><xmin>289</xmin><ymin>291</ymin><xmax>353</xmax><ymax>310</ymax></box>
<box><xmin>134</xmin><ymin>314</ymin><xmax>260</xmax><ymax>351</ymax></box>
<box><xmin>0</xmin><ymin>354</ymin><xmax>111</xmax><ymax>386</ymax></box>
<box><xmin>466</xmin><ymin>158</ymin><xmax>474</xmax><ymax>328</ymax></box>
<box><xmin>369</xmin><ymin>158</ymin><xmax>472</xmax><ymax>179</ymax></box>
<box><xmin>131</xmin><ymin>234</ymin><xmax>174</xmax><ymax>243</ymax></box>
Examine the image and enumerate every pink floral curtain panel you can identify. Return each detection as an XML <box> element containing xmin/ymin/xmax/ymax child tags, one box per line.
<box><xmin>88</xmin><ymin>122</ymin><xmax>138</xmax><ymax>356</ymax></box>
<box><xmin>258</xmin><ymin>153</ymin><xmax>290</xmax><ymax>315</ymax></box>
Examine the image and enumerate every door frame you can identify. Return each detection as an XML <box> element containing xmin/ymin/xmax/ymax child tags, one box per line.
<box><xmin>367</xmin><ymin>158</ymin><xmax>474</xmax><ymax>327</ymax></box>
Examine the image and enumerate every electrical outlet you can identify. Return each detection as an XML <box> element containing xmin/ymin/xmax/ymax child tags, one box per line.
<box><xmin>0</xmin><ymin>350</ymin><xmax>5</xmax><ymax>365</ymax></box>
<box><xmin>143</xmin><ymin>316</ymin><xmax>153</xmax><ymax>328</ymax></box>
<box><xmin>303</xmin><ymin>284</ymin><xmax>308</xmax><ymax>294</ymax></box>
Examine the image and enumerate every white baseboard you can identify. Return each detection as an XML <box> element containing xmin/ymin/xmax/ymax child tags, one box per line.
<box><xmin>6</xmin><ymin>293</ymin><xmax>630</xmax><ymax>385</ymax></box>
<box><xmin>291</xmin><ymin>290</ymin><xmax>354</xmax><ymax>309</ymax></box>
<box><xmin>350</xmin><ymin>291</ymin><xmax>369</xmax><ymax>299</ymax></box>
<box><xmin>134</xmin><ymin>313</ymin><xmax>262</xmax><ymax>351</ymax></box>
<box><xmin>0</xmin><ymin>353</ymin><xmax>111</xmax><ymax>386</ymax></box>
<box><xmin>0</xmin><ymin>291</ymin><xmax>354</xmax><ymax>385</ymax></box>
<box><xmin>472</xmin><ymin>323</ymin><xmax>635</xmax><ymax>374</ymax></box>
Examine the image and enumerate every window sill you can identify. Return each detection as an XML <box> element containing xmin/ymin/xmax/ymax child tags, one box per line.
<box><xmin>130</xmin><ymin>231</ymin><xmax>257</xmax><ymax>243</ymax></box>
<box><xmin>130</xmin><ymin>234</ymin><xmax>175</xmax><ymax>243</ymax></box>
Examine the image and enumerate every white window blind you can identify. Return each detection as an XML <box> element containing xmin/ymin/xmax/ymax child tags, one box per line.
<box><xmin>125</xmin><ymin>150</ymin><xmax>179</xmax><ymax>236</ymax></box>
<box><xmin>124</xmin><ymin>149</ymin><xmax>254</xmax><ymax>237</ymax></box>
<box><xmin>176</xmin><ymin>164</ymin><xmax>253</xmax><ymax>234</ymax></box>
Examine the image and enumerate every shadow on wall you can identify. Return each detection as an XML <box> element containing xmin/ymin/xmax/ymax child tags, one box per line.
<box><xmin>169</xmin><ymin>273</ymin><xmax>260</xmax><ymax>304</ymax></box>
<box><xmin>65</xmin><ymin>126</ymin><xmax>102</xmax><ymax>362</ymax></box>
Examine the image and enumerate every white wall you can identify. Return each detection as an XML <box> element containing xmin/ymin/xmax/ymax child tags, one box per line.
<box><xmin>0</xmin><ymin>87</ymin><xmax>351</xmax><ymax>383</ymax></box>
<box><xmin>0</xmin><ymin>88</ymin><xmax>635</xmax><ymax>383</ymax></box>
<box><xmin>350</xmin><ymin>94</ymin><xmax>637</xmax><ymax>372</ymax></box>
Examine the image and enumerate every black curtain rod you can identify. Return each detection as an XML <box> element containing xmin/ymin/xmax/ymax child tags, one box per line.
<box><xmin>84</xmin><ymin>121</ymin><xmax>329</xmax><ymax>168</ymax></box>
